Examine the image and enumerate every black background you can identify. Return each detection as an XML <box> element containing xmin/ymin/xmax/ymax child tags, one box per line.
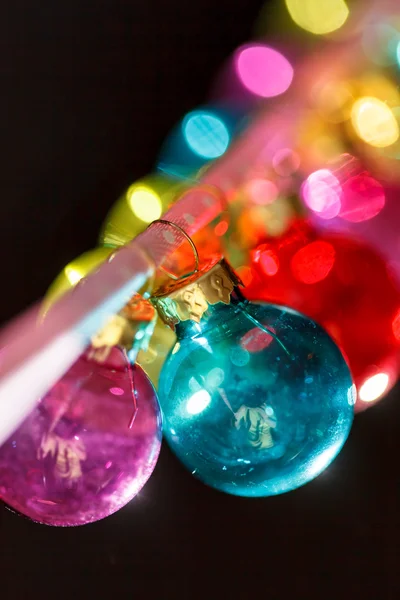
<box><xmin>0</xmin><ymin>1</ymin><xmax>399</xmax><ymax>598</ymax></box>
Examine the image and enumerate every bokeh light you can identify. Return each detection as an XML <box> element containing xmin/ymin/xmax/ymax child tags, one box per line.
<box><xmin>99</xmin><ymin>174</ymin><xmax>186</xmax><ymax>247</ymax></box>
<box><xmin>351</xmin><ymin>97</ymin><xmax>399</xmax><ymax>148</ymax></box>
<box><xmin>214</xmin><ymin>220</ymin><xmax>229</xmax><ymax>237</ymax></box>
<box><xmin>285</xmin><ymin>0</ymin><xmax>349</xmax><ymax>36</ymax></box>
<box><xmin>359</xmin><ymin>373</ymin><xmax>390</xmax><ymax>403</ymax></box>
<box><xmin>235</xmin><ymin>44</ymin><xmax>293</xmax><ymax>98</ymax></box>
<box><xmin>291</xmin><ymin>241</ymin><xmax>336</xmax><ymax>284</ymax></box>
<box><xmin>127</xmin><ymin>185</ymin><xmax>163</xmax><ymax>223</ymax></box>
<box><xmin>244</xmin><ymin>178</ymin><xmax>278</xmax><ymax>205</ymax></box>
<box><xmin>259</xmin><ymin>248</ymin><xmax>279</xmax><ymax>276</ymax></box>
<box><xmin>302</xmin><ymin>169</ymin><xmax>342</xmax><ymax>219</ymax></box>
<box><xmin>182</xmin><ymin>110</ymin><xmax>230</xmax><ymax>159</ymax></box>
<box><xmin>339</xmin><ymin>173</ymin><xmax>385</xmax><ymax>223</ymax></box>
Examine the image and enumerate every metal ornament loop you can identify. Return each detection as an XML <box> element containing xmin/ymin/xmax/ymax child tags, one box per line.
<box><xmin>147</xmin><ymin>219</ymin><xmax>200</xmax><ymax>282</ymax></box>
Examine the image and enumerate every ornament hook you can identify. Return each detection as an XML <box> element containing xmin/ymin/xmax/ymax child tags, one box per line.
<box><xmin>147</xmin><ymin>219</ymin><xmax>200</xmax><ymax>282</ymax></box>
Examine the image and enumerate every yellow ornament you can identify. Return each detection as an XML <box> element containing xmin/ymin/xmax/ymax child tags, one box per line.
<box><xmin>42</xmin><ymin>247</ymin><xmax>115</xmax><ymax>314</ymax></box>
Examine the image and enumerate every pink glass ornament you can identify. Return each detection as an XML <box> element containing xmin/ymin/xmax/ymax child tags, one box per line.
<box><xmin>0</xmin><ymin>347</ymin><xmax>161</xmax><ymax>526</ymax></box>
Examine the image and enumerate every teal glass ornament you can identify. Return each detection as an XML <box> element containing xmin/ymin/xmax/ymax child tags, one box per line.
<box><xmin>154</xmin><ymin>259</ymin><xmax>354</xmax><ymax>497</ymax></box>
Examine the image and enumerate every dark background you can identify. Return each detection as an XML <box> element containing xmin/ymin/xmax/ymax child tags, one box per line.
<box><xmin>0</xmin><ymin>1</ymin><xmax>399</xmax><ymax>598</ymax></box>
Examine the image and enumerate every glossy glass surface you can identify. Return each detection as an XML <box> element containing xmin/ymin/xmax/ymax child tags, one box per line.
<box><xmin>0</xmin><ymin>348</ymin><xmax>162</xmax><ymax>526</ymax></box>
<box><xmin>245</xmin><ymin>219</ymin><xmax>400</xmax><ymax>410</ymax></box>
<box><xmin>158</xmin><ymin>295</ymin><xmax>354</xmax><ymax>497</ymax></box>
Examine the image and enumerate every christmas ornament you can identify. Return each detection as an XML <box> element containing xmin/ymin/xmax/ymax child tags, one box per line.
<box><xmin>99</xmin><ymin>184</ymin><xmax>228</xmax><ymax>385</ymax></box>
<box><xmin>153</xmin><ymin>256</ymin><xmax>354</xmax><ymax>497</ymax></box>
<box><xmin>0</xmin><ymin>296</ymin><xmax>162</xmax><ymax>526</ymax></box>
<box><xmin>41</xmin><ymin>246</ymin><xmax>178</xmax><ymax>387</ymax></box>
<box><xmin>1</xmin><ymin>0</ymin><xmax>399</xmax><ymax>521</ymax></box>
<box><xmin>42</xmin><ymin>246</ymin><xmax>115</xmax><ymax>314</ymax></box>
<box><xmin>245</xmin><ymin>219</ymin><xmax>400</xmax><ymax>410</ymax></box>
<box><xmin>98</xmin><ymin>182</ymin><xmax>230</xmax><ymax>384</ymax></box>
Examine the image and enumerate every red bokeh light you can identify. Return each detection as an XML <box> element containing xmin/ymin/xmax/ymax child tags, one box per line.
<box><xmin>257</xmin><ymin>247</ymin><xmax>279</xmax><ymax>276</ymax></box>
<box><xmin>214</xmin><ymin>220</ymin><xmax>229</xmax><ymax>237</ymax></box>
<box><xmin>291</xmin><ymin>241</ymin><xmax>336</xmax><ymax>284</ymax></box>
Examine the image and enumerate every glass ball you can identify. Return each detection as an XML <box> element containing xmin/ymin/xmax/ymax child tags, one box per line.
<box><xmin>158</xmin><ymin>297</ymin><xmax>354</xmax><ymax>497</ymax></box>
<box><xmin>245</xmin><ymin>219</ymin><xmax>400</xmax><ymax>410</ymax></box>
<box><xmin>0</xmin><ymin>347</ymin><xmax>162</xmax><ymax>526</ymax></box>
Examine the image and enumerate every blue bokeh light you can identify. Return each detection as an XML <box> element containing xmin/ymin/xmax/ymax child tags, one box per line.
<box><xmin>182</xmin><ymin>110</ymin><xmax>230</xmax><ymax>159</ymax></box>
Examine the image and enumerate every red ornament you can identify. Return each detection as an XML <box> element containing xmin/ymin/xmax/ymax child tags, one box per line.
<box><xmin>244</xmin><ymin>219</ymin><xmax>400</xmax><ymax>411</ymax></box>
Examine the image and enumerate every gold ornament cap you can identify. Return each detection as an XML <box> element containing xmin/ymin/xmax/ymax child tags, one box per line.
<box><xmin>150</xmin><ymin>257</ymin><xmax>243</xmax><ymax>329</ymax></box>
<box><xmin>89</xmin><ymin>294</ymin><xmax>157</xmax><ymax>363</ymax></box>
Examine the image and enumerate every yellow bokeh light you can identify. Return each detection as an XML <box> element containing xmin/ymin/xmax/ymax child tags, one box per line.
<box><xmin>127</xmin><ymin>185</ymin><xmax>162</xmax><ymax>223</ymax></box>
<box><xmin>351</xmin><ymin>97</ymin><xmax>399</xmax><ymax>148</ymax></box>
<box><xmin>285</xmin><ymin>0</ymin><xmax>349</xmax><ymax>35</ymax></box>
<box><xmin>99</xmin><ymin>174</ymin><xmax>188</xmax><ymax>247</ymax></box>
